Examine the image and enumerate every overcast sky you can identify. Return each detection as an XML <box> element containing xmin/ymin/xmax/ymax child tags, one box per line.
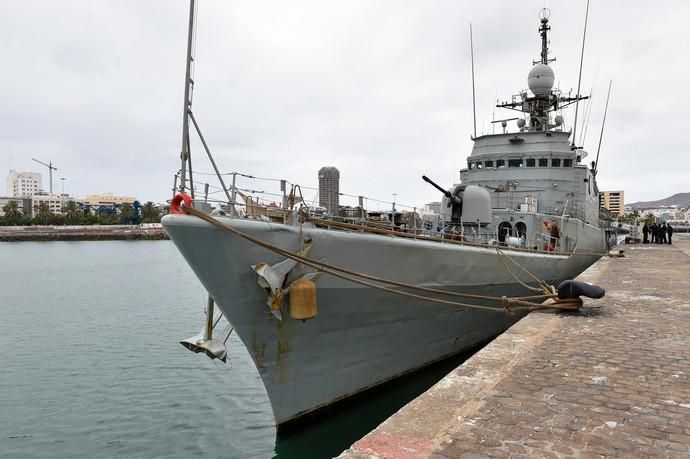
<box><xmin>2</xmin><ymin>1</ymin><xmax>689</xmax><ymax>210</ymax></box>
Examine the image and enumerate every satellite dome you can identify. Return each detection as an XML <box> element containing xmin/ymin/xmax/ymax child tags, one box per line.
<box><xmin>528</xmin><ymin>64</ymin><xmax>555</xmax><ymax>96</ymax></box>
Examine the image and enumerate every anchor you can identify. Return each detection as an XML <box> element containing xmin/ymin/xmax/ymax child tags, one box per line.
<box><xmin>251</xmin><ymin>244</ymin><xmax>319</xmax><ymax>320</ymax></box>
<box><xmin>180</xmin><ymin>295</ymin><xmax>233</xmax><ymax>362</ymax></box>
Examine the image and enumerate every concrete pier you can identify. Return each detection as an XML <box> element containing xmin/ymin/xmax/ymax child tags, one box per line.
<box><xmin>341</xmin><ymin>235</ymin><xmax>690</xmax><ymax>458</ymax></box>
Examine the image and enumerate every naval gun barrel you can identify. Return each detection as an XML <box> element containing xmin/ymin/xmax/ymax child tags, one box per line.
<box><xmin>422</xmin><ymin>175</ymin><xmax>451</xmax><ymax>198</ymax></box>
<box><xmin>422</xmin><ymin>175</ymin><xmax>462</xmax><ymax>205</ymax></box>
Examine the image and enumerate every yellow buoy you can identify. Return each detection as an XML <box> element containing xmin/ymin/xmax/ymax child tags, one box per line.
<box><xmin>289</xmin><ymin>278</ymin><xmax>317</xmax><ymax>320</ymax></box>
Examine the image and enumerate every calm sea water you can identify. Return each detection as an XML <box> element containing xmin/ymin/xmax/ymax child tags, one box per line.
<box><xmin>1</xmin><ymin>241</ymin><xmax>470</xmax><ymax>458</ymax></box>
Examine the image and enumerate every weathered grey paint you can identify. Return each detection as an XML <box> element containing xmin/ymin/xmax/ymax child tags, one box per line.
<box><xmin>163</xmin><ymin>215</ymin><xmax>603</xmax><ymax>426</ymax></box>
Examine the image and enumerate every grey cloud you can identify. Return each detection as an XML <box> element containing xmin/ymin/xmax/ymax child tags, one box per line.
<box><xmin>1</xmin><ymin>1</ymin><xmax>688</xmax><ymax>206</ymax></box>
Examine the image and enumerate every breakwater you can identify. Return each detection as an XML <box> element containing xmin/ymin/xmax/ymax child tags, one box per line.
<box><xmin>0</xmin><ymin>225</ymin><xmax>168</xmax><ymax>241</ymax></box>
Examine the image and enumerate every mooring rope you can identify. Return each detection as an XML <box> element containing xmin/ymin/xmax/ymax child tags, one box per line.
<box><xmin>180</xmin><ymin>205</ymin><xmax>585</xmax><ymax>313</ymax></box>
<box><xmin>495</xmin><ymin>247</ymin><xmax>555</xmax><ymax>295</ymax></box>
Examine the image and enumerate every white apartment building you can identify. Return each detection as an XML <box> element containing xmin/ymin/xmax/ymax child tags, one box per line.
<box><xmin>32</xmin><ymin>192</ymin><xmax>75</xmax><ymax>215</ymax></box>
<box><xmin>6</xmin><ymin>170</ymin><xmax>42</xmax><ymax>197</ymax></box>
<box><xmin>422</xmin><ymin>201</ymin><xmax>441</xmax><ymax>214</ymax></box>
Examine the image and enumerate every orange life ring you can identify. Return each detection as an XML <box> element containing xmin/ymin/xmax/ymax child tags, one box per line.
<box><xmin>170</xmin><ymin>193</ymin><xmax>193</xmax><ymax>214</ymax></box>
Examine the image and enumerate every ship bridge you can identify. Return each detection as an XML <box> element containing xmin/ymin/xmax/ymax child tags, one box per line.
<box><xmin>460</xmin><ymin>130</ymin><xmax>597</xmax><ymax>224</ymax></box>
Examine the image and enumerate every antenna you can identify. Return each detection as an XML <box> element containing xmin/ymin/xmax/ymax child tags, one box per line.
<box><xmin>537</xmin><ymin>8</ymin><xmax>553</xmax><ymax>65</ymax></box>
<box><xmin>469</xmin><ymin>24</ymin><xmax>477</xmax><ymax>139</ymax></box>
<box><xmin>593</xmin><ymin>79</ymin><xmax>612</xmax><ymax>175</ymax></box>
<box><xmin>31</xmin><ymin>158</ymin><xmax>58</xmax><ymax>194</ymax></box>
<box><xmin>571</xmin><ymin>0</ymin><xmax>590</xmax><ymax>148</ymax></box>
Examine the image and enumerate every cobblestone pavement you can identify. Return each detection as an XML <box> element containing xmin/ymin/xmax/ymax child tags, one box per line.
<box><xmin>341</xmin><ymin>235</ymin><xmax>690</xmax><ymax>458</ymax></box>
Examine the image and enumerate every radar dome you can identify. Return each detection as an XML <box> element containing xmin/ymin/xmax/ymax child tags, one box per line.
<box><xmin>528</xmin><ymin>64</ymin><xmax>555</xmax><ymax>96</ymax></box>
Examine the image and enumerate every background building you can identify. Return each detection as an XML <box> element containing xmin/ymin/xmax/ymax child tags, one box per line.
<box><xmin>32</xmin><ymin>192</ymin><xmax>76</xmax><ymax>215</ymax></box>
<box><xmin>318</xmin><ymin>167</ymin><xmax>340</xmax><ymax>215</ymax></box>
<box><xmin>0</xmin><ymin>196</ymin><xmax>33</xmax><ymax>217</ymax></box>
<box><xmin>599</xmin><ymin>190</ymin><xmax>624</xmax><ymax>216</ymax></box>
<box><xmin>422</xmin><ymin>201</ymin><xmax>441</xmax><ymax>214</ymax></box>
<box><xmin>84</xmin><ymin>193</ymin><xmax>137</xmax><ymax>206</ymax></box>
<box><xmin>6</xmin><ymin>170</ymin><xmax>42</xmax><ymax>197</ymax></box>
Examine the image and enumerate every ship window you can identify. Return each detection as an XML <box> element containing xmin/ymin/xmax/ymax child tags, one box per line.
<box><xmin>484</xmin><ymin>160</ymin><xmax>494</xmax><ymax>168</ymax></box>
<box><xmin>496</xmin><ymin>159</ymin><xmax>505</xmax><ymax>168</ymax></box>
<box><xmin>538</xmin><ymin>158</ymin><xmax>548</xmax><ymax>167</ymax></box>
<box><xmin>526</xmin><ymin>158</ymin><xmax>536</xmax><ymax>167</ymax></box>
<box><xmin>508</xmin><ymin>159</ymin><xmax>523</xmax><ymax>168</ymax></box>
<box><xmin>476</xmin><ymin>162</ymin><xmax>483</xmax><ymax>169</ymax></box>
<box><xmin>498</xmin><ymin>222</ymin><xmax>512</xmax><ymax>243</ymax></box>
<box><xmin>552</xmin><ymin>158</ymin><xmax>561</xmax><ymax>167</ymax></box>
<box><xmin>563</xmin><ymin>159</ymin><xmax>573</xmax><ymax>167</ymax></box>
<box><xmin>468</xmin><ymin>161</ymin><xmax>474</xmax><ymax>170</ymax></box>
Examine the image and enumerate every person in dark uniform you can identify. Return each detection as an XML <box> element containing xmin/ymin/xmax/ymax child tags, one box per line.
<box><xmin>667</xmin><ymin>223</ymin><xmax>674</xmax><ymax>245</ymax></box>
<box><xmin>661</xmin><ymin>223</ymin><xmax>668</xmax><ymax>244</ymax></box>
<box><xmin>651</xmin><ymin>223</ymin><xmax>657</xmax><ymax>243</ymax></box>
<box><xmin>642</xmin><ymin>223</ymin><xmax>649</xmax><ymax>244</ymax></box>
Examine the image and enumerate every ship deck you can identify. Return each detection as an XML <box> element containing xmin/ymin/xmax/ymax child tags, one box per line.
<box><xmin>340</xmin><ymin>234</ymin><xmax>690</xmax><ymax>458</ymax></box>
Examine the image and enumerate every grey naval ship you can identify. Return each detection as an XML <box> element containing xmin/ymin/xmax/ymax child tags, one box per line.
<box><xmin>163</xmin><ymin>6</ymin><xmax>616</xmax><ymax>430</ymax></box>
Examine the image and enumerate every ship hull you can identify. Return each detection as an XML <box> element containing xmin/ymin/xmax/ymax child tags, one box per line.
<box><xmin>163</xmin><ymin>214</ymin><xmax>604</xmax><ymax>427</ymax></box>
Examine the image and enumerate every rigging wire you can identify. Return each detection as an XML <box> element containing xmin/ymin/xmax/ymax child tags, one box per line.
<box><xmin>578</xmin><ymin>88</ymin><xmax>594</xmax><ymax>148</ymax></box>
<box><xmin>179</xmin><ymin>172</ymin><xmax>416</xmax><ymax>211</ymax></box>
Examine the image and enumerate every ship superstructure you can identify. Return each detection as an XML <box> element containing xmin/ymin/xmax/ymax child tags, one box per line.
<box><xmin>437</xmin><ymin>9</ymin><xmax>607</xmax><ymax>252</ymax></box>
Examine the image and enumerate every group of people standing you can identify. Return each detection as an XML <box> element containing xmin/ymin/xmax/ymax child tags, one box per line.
<box><xmin>642</xmin><ymin>222</ymin><xmax>674</xmax><ymax>244</ymax></box>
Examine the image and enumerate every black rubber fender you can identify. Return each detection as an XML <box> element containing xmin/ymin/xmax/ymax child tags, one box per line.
<box><xmin>557</xmin><ymin>280</ymin><xmax>605</xmax><ymax>300</ymax></box>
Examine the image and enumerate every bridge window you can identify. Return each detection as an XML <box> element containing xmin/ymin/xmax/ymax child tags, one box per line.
<box><xmin>496</xmin><ymin>159</ymin><xmax>505</xmax><ymax>168</ymax></box>
<box><xmin>526</xmin><ymin>158</ymin><xmax>536</xmax><ymax>167</ymax></box>
<box><xmin>538</xmin><ymin>158</ymin><xmax>548</xmax><ymax>167</ymax></box>
<box><xmin>468</xmin><ymin>161</ymin><xmax>474</xmax><ymax>170</ymax></box>
<box><xmin>552</xmin><ymin>158</ymin><xmax>561</xmax><ymax>167</ymax></box>
<box><xmin>484</xmin><ymin>160</ymin><xmax>494</xmax><ymax>168</ymax></box>
<box><xmin>476</xmin><ymin>162</ymin><xmax>483</xmax><ymax>169</ymax></box>
<box><xmin>508</xmin><ymin>159</ymin><xmax>523</xmax><ymax>168</ymax></box>
<box><xmin>563</xmin><ymin>159</ymin><xmax>573</xmax><ymax>167</ymax></box>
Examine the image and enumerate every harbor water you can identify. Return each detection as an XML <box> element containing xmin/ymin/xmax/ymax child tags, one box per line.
<box><xmin>1</xmin><ymin>241</ymin><xmax>472</xmax><ymax>458</ymax></box>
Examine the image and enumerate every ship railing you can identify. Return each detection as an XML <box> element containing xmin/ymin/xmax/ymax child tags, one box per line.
<box><xmin>533</xmin><ymin>231</ymin><xmax>576</xmax><ymax>254</ymax></box>
<box><xmin>440</xmin><ymin>223</ymin><xmax>498</xmax><ymax>245</ymax></box>
<box><xmin>171</xmin><ymin>170</ymin><xmax>427</xmax><ymax>225</ymax></box>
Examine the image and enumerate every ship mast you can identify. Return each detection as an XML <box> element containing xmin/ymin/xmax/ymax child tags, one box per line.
<box><xmin>495</xmin><ymin>9</ymin><xmax>587</xmax><ymax>135</ymax></box>
<box><xmin>178</xmin><ymin>0</ymin><xmax>196</xmax><ymax>195</ymax></box>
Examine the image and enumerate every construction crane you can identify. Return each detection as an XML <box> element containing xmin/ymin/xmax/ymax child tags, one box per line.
<box><xmin>32</xmin><ymin>158</ymin><xmax>58</xmax><ymax>194</ymax></box>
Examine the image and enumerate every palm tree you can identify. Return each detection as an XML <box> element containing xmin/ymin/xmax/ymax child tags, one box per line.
<box><xmin>141</xmin><ymin>201</ymin><xmax>161</xmax><ymax>223</ymax></box>
<box><xmin>34</xmin><ymin>202</ymin><xmax>53</xmax><ymax>225</ymax></box>
<box><xmin>2</xmin><ymin>201</ymin><xmax>23</xmax><ymax>224</ymax></box>
<box><xmin>62</xmin><ymin>200</ymin><xmax>82</xmax><ymax>225</ymax></box>
<box><xmin>119</xmin><ymin>203</ymin><xmax>134</xmax><ymax>224</ymax></box>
